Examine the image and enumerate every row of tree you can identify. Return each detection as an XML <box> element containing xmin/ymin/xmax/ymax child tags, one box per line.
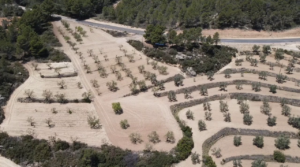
<box><xmin>104</xmin><ymin>0</ymin><xmax>300</xmax><ymax>31</ymax></box>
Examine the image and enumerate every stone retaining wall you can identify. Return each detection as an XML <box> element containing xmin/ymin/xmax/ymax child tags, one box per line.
<box><xmin>156</xmin><ymin>79</ymin><xmax>300</xmax><ymax>97</ymax></box>
<box><xmin>41</xmin><ymin>72</ymin><xmax>78</xmax><ymax>78</ymax></box>
<box><xmin>223</xmin><ymin>154</ymin><xmax>300</xmax><ymax>164</ymax></box>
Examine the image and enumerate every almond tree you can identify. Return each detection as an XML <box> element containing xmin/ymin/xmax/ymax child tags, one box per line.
<box><xmin>57</xmin><ymin>80</ymin><xmax>66</xmax><ymax>89</ymax></box>
<box><xmin>148</xmin><ymin>131</ymin><xmax>160</xmax><ymax>144</ymax></box>
<box><xmin>24</xmin><ymin>89</ymin><xmax>34</xmax><ymax>99</ymax></box>
<box><xmin>129</xmin><ymin>133</ymin><xmax>143</xmax><ymax>144</ymax></box>
<box><xmin>42</xmin><ymin>90</ymin><xmax>53</xmax><ymax>102</ymax></box>
<box><xmin>106</xmin><ymin>81</ymin><xmax>118</xmax><ymax>92</ymax></box>
<box><xmin>90</xmin><ymin>79</ymin><xmax>99</xmax><ymax>88</ymax></box>
<box><xmin>165</xmin><ymin>131</ymin><xmax>175</xmax><ymax>143</ymax></box>
<box><xmin>87</xmin><ymin>116</ymin><xmax>101</xmax><ymax>129</ymax></box>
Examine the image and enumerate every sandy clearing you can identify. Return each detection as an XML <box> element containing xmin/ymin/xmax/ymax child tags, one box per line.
<box><xmin>0</xmin><ymin>156</ymin><xmax>20</xmax><ymax>167</ymax></box>
<box><xmin>1</xmin><ymin>61</ymin><xmax>110</xmax><ymax>148</ymax></box>
<box><xmin>212</xmin><ymin>135</ymin><xmax>300</xmax><ymax>165</ymax></box>
<box><xmin>203</xmin><ymin>27</ymin><xmax>300</xmax><ymax>39</ymax></box>
<box><xmin>51</xmin><ymin>20</ymin><xmax>182</xmax><ymax>151</ymax></box>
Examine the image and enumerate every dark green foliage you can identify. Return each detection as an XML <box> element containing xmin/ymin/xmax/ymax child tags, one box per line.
<box><xmin>273</xmin><ymin>150</ymin><xmax>285</xmax><ymax>163</ymax></box>
<box><xmin>174</xmin><ymin>74</ymin><xmax>184</xmax><ymax>86</ymax></box>
<box><xmin>112</xmin><ymin>102</ymin><xmax>123</xmax><ymax>114</ymax></box>
<box><xmin>203</xmin><ymin>156</ymin><xmax>217</xmax><ymax>167</ymax></box>
<box><xmin>253</xmin><ymin>136</ymin><xmax>264</xmax><ymax>148</ymax></box>
<box><xmin>144</xmin><ymin>25</ymin><xmax>166</xmax><ymax>44</ymax></box>
<box><xmin>269</xmin><ymin>85</ymin><xmax>277</xmax><ymax>93</ymax></box>
<box><xmin>128</xmin><ymin>40</ymin><xmax>144</xmax><ymax>51</ymax></box>
<box><xmin>53</xmin><ymin>140</ymin><xmax>70</xmax><ymax>151</ymax></box>
<box><xmin>243</xmin><ymin>113</ymin><xmax>253</xmax><ymax>125</ymax></box>
<box><xmin>234</xmin><ymin>136</ymin><xmax>242</xmax><ymax>147</ymax></box>
<box><xmin>275</xmin><ymin>135</ymin><xmax>290</xmax><ymax>150</ymax></box>
<box><xmin>288</xmin><ymin>116</ymin><xmax>300</xmax><ymax>129</ymax></box>
<box><xmin>267</xmin><ymin>116</ymin><xmax>277</xmax><ymax>127</ymax></box>
<box><xmin>175</xmin><ymin>137</ymin><xmax>194</xmax><ymax>160</ymax></box>
<box><xmin>198</xmin><ymin>120</ymin><xmax>206</xmax><ymax>131</ymax></box>
<box><xmin>106</xmin><ymin>0</ymin><xmax>300</xmax><ymax>31</ymax></box>
<box><xmin>251</xmin><ymin>159</ymin><xmax>267</xmax><ymax>167</ymax></box>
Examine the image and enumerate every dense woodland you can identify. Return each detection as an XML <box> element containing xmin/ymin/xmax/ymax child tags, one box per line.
<box><xmin>103</xmin><ymin>0</ymin><xmax>300</xmax><ymax>31</ymax></box>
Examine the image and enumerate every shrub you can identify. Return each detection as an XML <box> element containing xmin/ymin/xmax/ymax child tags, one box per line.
<box><xmin>148</xmin><ymin>131</ymin><xmax>160</xmax><ymax>143</ymax></box>
<box><xmin>186</xmin><ymin>110</ymin><xmax>194</xmax><ymax>120</ymax></box>
<box><xmin>282</xmin><ymin>105</ymin><xmax>291</xmax><ymax>117</ymax></box>
<box><xmin>243</xmin><ymin>113</ymin><xmax>253</xmax><ymax>125</ymax></box>
<box><xmin>269</xmin><ymin>85</ymin><xmax>277</xmax><ymax>93</ymax></box>
<box><xmin>198</xmin><ymin>120</ymin><xmax>206</xmax><ymax>131</ymax></box>
<box><xmin>53</xmin><ymin>140</ymin><xmax>70</xmax><ymax>151</ymax></box>
<box><xmin>288</xmin><ymin>116</ymin><xmax>300</xmax><ymax>129</ymax></box>
<box><xmin>251</xmin><ymin>159</ymin><xmax>267</xmax><ymax>167</ymax></box>
<box><xmin>267</xmin><ymin>116</ymin><xmax>277</xmax><ymax>127</ymax></box>
<box><xmin>273</xmin><ymin>150</ymin><xmax>285</xmax><ymax>163</ymax></box>
<box><xmin>174</xmin><ymin>74</ymin><xmax>183</xmax><ymax>86</ymax></box>
<box><xmin>191</xmin><ymin>152</ymin><xmax>200</xmax><ymax>164</ymax></box>
<box><xmin>203</xmin><ymin>156</ymin><xmax>217</xmax><ymax>167</ymax></box>
<box><xmin>120</xmin><ymin>119</ymin><xmax>130</xmax><ymax>129</ymax></box>
<box><xmin>112</xmin><ymin>102</ymin><xmax>123</xmax><ymax>114</ymax></box>
<box><xmin>165</xmin><ymin>131</ymin><xmax>175</xmax><ymax>143</ymax></box>
<box><xmin>275</xmin><ymin>135</ymin><xmax>290</xmax><ymax>150</ymax></box>
<box><xmin>253</xmin><ymin>136</ymin><xmax>264</xmax><ymax>148</ymax></box>
<box><xmin>87</xmin><ymin>116</ymin><xmax>101</xmax><ymax>129</ymax></box>
<box><xmin>234</xmin><ymin>136</ymin><xmax>242</xmax><ymax>147</ymax></box>
<box><xmin>175</xmin><ymin>136</ymin><xmax>194</xmax><ymax>160</ymax></box>
<box><xmin>129</xmin><ymin>133</ymin><xmax>143</xmax><ymax>144</ymax></box>
<box><xmin>168</xmin><ymin>91</ymin><xmax>177</xmax><ymax>102</ymax></box>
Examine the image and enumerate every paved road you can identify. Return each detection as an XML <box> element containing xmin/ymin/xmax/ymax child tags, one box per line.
<box><xmin>80</xmin><ymin>20</ymin><xmax>300</xmax><ymax>44</ymax></box>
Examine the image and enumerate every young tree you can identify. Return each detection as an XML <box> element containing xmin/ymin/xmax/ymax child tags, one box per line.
<box><xmin>219</xmin><ymin>82</ymin><xmax>227</xmax><ymax>91</ymax></box>
<box><xmin>31</xmin><ymin>63</ymin><xmax>38</xmax><ymax>70</ymax></box>
<box><xmin>240</xmin><ymin>101</ymin><xmax>250</xmax><ymax>114</ymax></box>
<box><xmin>273</xmin><ymin>150</ymin><xmax>285</xmax><ymax>163</ymax></box>
<box><xmin>57</xmin><ymin>80</ymin><xmax>66</xmax><ymax>89</ymax></box>
<box><xmin>55</xmin><ymin>92</ymin><xmax>66</xmax><ymax>103</ymax></box>
<box><xmin>262</xmin><ymin>45</ymin><xmax>271</xmax><ymax>54</ymax></box>
<box><xmin>275</xmin><ymin>50</ymin><xmax>284</xmax><ymax>61</ymax></box>
<box><xmin>205</xmin><ymin>111</ymin><xmax>212</xmax><ymax>121</ymax></box>
<box><xmin>203</xmin><ymin>102</ymin><xmax>211</xmax><ymax>111</ymax></box>
<box><xmin>259</xmin><ymin>53</ymin><xmax>267</xmax><ymax>63</ymax></box>
<box><xmin>223</xmin><ymin>112</ymin><xmax>231</xmax><ymax>122</ymax></box>
<box><xmin>200</xmin><ymin>86</ymin><xmax>208</xmax><ymax>96</ymax></box>
<box><xmin>224</xmin><ymin>70</ymin><xmax>231</xmax><ymax>78</ymax></box>
<box><xmin>213</xmin><ymin>32</ymin><xmax>220</xmax><ymax>45</ymax></box>
<box><xmin>252</xmin><ymin>82</ymin><xmax>261</xmax><ymax>92</ymax></box>
<box><xmin>236</xmin><ymin>83</ymin><xmax>243</xmax><ymax>90</ymax></box>
<box><xmin>184</xmin><ymin>89</ymin><xmax>192</xmax><ymax>99</ymax></box>
<box><xmin>234</xmin><ymin>136</ymin><xmax>242</xmax><ymax>147</ymax></box>
<box><xmin>120</xmin><ymin>119</ymin><xmax>130</xmax><ymax>129</ymax></box>
<box><xmin>27</xmin><ymin>117</ymin><xmax>35</xmax><ymax>127</ymax></box>
<box><xmin>42</xmin><ymin>90</ymin><xmax>53</xmax><ymax>102</ymax></box>
<box><xmin>281</xmin><ymin>104</ymin><xmax>291</xmax><ymax>117</ymax></box>
<box><xmin>233</xmin><ymin>159</ymin><xmax>242</xmax><ymax>167</ymax></box>
<box><xmin>82</xmin><ymin>90</ymin><xmax>93</xmax><ymax>102</ymax></box>
<box><xmin>87</xmin><ymin>116</ymin><xmax>101</xmax><ymax>129</ymax></box>
<box><xmin>207</xmin><ymin>71</ymin><xmax>214</xmax><ymax>81</ymax></box>
<box><xmin>252</xmin><ymin>45</ymin><xmax>260</xmax><ymax>54</ymax></box>
<box><xmin>138</xmin><ymin>65</ymin><xmax>145</xmax><ymax>73</ymax></box>
<box><xmin>211</xmin><ymin>147</ymin><xmax>222</xmax><ymax>158</ymax></box>
<box><xmin>151</xmin><ymin>61</ymin><xmax>158</xmax><ymax>70</ymax></box>
<box><xmin>45</xmin><ymin>118</ymin><xmax>54</xmax><ymax>128</ymax></box>
<box><xmin>186</xmin><ymin>110</ymin><xmax>194</xmax><ymax>120</ymax></box>
<box><xmin>258</xmin><ymin>71</ymin><xmax>267</xmax><ymax>80</ymax></box>
<box><xmin>253</xmin><ymin>136</ymin><xmax>264</xmax><ymax>148</ymax></box>
<box><xmin>129</xmin><ymin>133</ymin><xmax>143</xmax><ymax>144</ymax></box>
<box><xmin>106</xmin><ymin>81</ymin><xmax>118</xmax><ymax>92</ymax></box>
<box><xmin>219</xmin><ymin>100</ymin><xmax>229</xmax><ymax>112</ymax></box>
<box><xmin>24</xmin><ymin>89</ymin><xmax>34</xmax><ymax>99</ymax></box>
<box><xmin>165</xmin><ymin>131</ymin><xmax>175</xmax><ymax>143</ymax></box>
<box><xmin>168</xmin><ymin>91</ymin><xmax>177</xmax><ymax>102</ymax></box>
<box><xmin>198</xmin><ymin>120</ymin><xmax>207</xmax><ymax>131</ymax></box>
<box><xmin>174</xmin><ymin>74</ymin><xmax>183</xmax><ymax>86</ymax></box>
<box><xmin>275</xmin><ymin>135</ymin><xmax>290</xmax><ymax>150</ymax></box>
<box><xmin>260</xmin><ymin>100</ymin><xmax>271</xmax><ymax>115</ymax></box>
<box><xmin>158</xmin><ymin>66</ymin><xmax>168</xmax><ymax>75</ymax></box>
<box><xmin>243</xmin><ymin>113</ymin><xmax>253</xmax><ymax>125</ymax></box>
<box><xmin>251</xmin><ymin>159</ymin><xmax>267</xmax><ymax>167</ymax></box>
<box><xmin>148</xmin><ymin>131</ymin><xmax>160</xmax><ymax>143</ymax></box>
<box><xmin>286</xmin><ymin>65</ymin><xmax>293</xmax><ymax>74</ymax></box>
<box><xmin>276</xmin><ymin>73</ymin><xmax>287</xmax><ymax>83</ymax></box>
<box><xmin>191</xmin><ymin>152</ymin><xmax>201</xmax><ymax>164</ymax></box>
<box><xmin>267</xmin><ymin>115</ymin><xmax>277</xmax><ymax>127</ymax></box>
<box><xmin>90</xmin><ymin>79</ymin><xmax>99</xmax><ymax>88</ymax></box>
<box><xmin>269</xmin><ymin>85</ymin><xmax>277</xmax><ymax>93</ymax></box>
<box><xmin>112</xmin><ymin>102</ymin><xmax>123</xmax><ymax>115</ymax></box>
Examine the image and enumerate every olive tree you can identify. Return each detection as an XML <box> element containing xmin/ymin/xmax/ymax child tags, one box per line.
<box><xmin>129</xmin><ymin>133</ymin><xmax>143</xmax><ymax>144</ymax></box>
<box><xmin>42</xmin><ymin>90</ymin><xmax>53</xmax><ymax>102</ymax></box>
<box><xmin>207</xmin><ymin>71</ymin><xmax>214</xmax><ymax>81</ymax></box>
<box><xmin>281</xmin><ymin>104</ymin><xmax>291</xmax><ymax>117</ymax></box>
<box><xmin>219</xmin><ymin>100</ymin><xmax>229</xmax><ymax>112</ymax></box>
<box><xmin>191</xmin><ymin>152</ymin><xmax>201</xmax><ymax>164</ymax></box>
<box><xmin>205</xmin><ymin>111</ymin><xmax>212</xmax><ymax>121</ymax></box>
<box><xmin>120</xmin><ymin>119</ymin><xmax>130</xmax><ymax>129</ymax></box>
<box><xmin>233</xmin><ymin>159</ymin><xmax>242</xmax><ymax>167</ymax></box>
<box><xmin>57</xmin><ymin>80</ymin><xmax>67</xmax><ymax>89</ymax></box>
<box><xmin>87</xmin><ymin>116</ymin><xmax>101</xmax><ymax>129</ymax></box>
<box><xmin>269</xmin><ymin>85</ymin><xmax>277</xmax><ymax>94</ymax></box>
<box><xmin>203</xmin><ymin>102</ymin><xmax>211</xmax><ymax>111</ymax></box>
<box><xmin>106</xmin><ymin>81</ymin><xmax>118</xmax><ymax>92</ymax></box>
<box><xmin>267</xmin><ymin>115</ymin><xmax>277</xmax><ymax>127</ymax></box>
<box><xmin>200</xmin><ymin>86</ymin><xmax>208</xmax><ymax>96</ymax></box>
<box><xmin>186</xmin><ymin>110</ymin><xmax>194</xmax><ymax>120</ymax></box>
<box><xmin>243</xmin><ymin>113</ymin><xmax>253</xmax><ymax>125</ymax></box>
<box><xmin>165</xmin><ymin>131</ymin><xmax>175</xmax><ymax>143</ymax></box>
<box><xmin>24</xmin><ymin>89</ymin><xmax>34</xmax><ymax>99</ymax></box>
<box><xmin>211</xmin><ymin>147</ymin><xmax>222</xmax><ymax>158</ymax></box>
<box><xmin>240</xmin><ymin>101</ymin><xmax>250</xmax><ymax>114</ymax></box>
<box><xmin>253</xmin><ymin>136</ymin><xmax>264</xmax><ymax>148</ymax></box>
<box><xmin>174</xmin><ymin>74</ymin><xmax>183</xmax><ymax>86</ymax></box>
<box><xmin>198</xmin><ymin>120</ymin><xmax>207</xmax><ymax>131</ymax></box>
<box><xmin>82</xmin><ymin>90</ymin><xmax>93</xmax><ymax>102</ymax></box>
<box><xmin>258</xmin><ymin>71</ymin><xmax>267</xmax><ymax>80</ymax></box>
<box><xmin>168</xmin><ymin>91</ymin><xmax>177</xmax><ymax>102</ymax></box>
<box><xmin>112</xmin><ymin>102</ymin><xmax>123</xmax><ymax>115</ymax></box>
<box><xmin>251</xmin><ymin>159</ymin><xmax>267</xmax><ymax>167</ymax></box>
<box><xmin>234</xmin><ymin>136</ymin><xmax>242</xmax><ymax>147</ymax></box>
<box><xmin>275</xmin><ymin>135</ymin><xmax>290</xmax><ymax>150</ymax></box>
<box><xmin>260</xmin><ymin>100</ymin><xmax>271</xmax><ymax>115</ymax></box>
<box><xmin>223</xmin><ymin>112</ymin><xmax>231</xmax><ymax>122</ymax></box>
<box><xmin>148</xmin><ymin>131</ymin><xmax>160</xmax><ymax>144</ymax></box>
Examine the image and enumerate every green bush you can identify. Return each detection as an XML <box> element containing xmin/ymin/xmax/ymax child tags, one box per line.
<box><xmin>253</xmin><ymin>136</ymin><xmax>264</xmax><ymax>148</ymax></box>
<box><xmin>275</xmin><ymin>135</ymin><xmax>290</xmax><ymax>150</ymax></box>
<box><xmin>203</xmin><ymin>156</ymin><xmax>217</xmax><ymax>167</ymax></box>
<box><xmin>273</xmin><ymin>150</ymin><xmax>285</xmax><ymax>163</ymax></box>
<box><xmin>128</xmin><ymin>40</ymin><xmax>144</xmax><ymax>51</ymax></box>
<box><xmin>53</xmin><ymin>140</ymin><xmax>70</xmax><ymax>151</ymax></box>
<box><xmin>112</xmin><ymin>102</ymin><xmax>123</xmax><ymax>114</ymax></box>
<box><xmin>175</xmin><ymin>137</ymin><xmax>194</xmax><ymax>160</ymax></box>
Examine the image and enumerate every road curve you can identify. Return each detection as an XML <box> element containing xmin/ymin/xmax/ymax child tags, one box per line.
<box><xmin>80</xmin><ymin>20</ymin><xmax>300</xmax><ymax>44</ymax></box>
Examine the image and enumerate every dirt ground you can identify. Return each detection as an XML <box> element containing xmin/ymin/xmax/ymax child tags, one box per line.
<box><xmin>49</xmin><ymin>20</ymin><xmax>182</xmax><ymax>151</ymax></box>
<box><xmin>0</xmin><ymin>156</ymin><xmax>20</xmax><ymax>167</ymax></box>
<box><xmin>203</xmin><ymin>28</ymin><xmax>300</xmax><ymax>39</ymax></box>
